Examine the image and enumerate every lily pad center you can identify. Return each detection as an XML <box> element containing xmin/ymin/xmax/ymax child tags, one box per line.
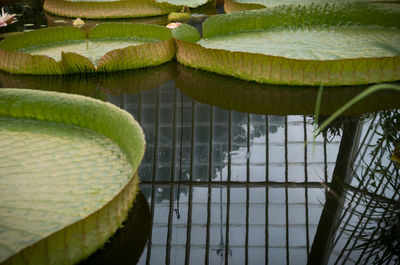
<box><xmin>19</xmin><ymin>37</ymin><xmax>157</xmax><ymax>64</ymax></box>
<box><xmin>198</xmin><ymin>28</ymin><xmax>400</xmax><ymax>60</ymax></box>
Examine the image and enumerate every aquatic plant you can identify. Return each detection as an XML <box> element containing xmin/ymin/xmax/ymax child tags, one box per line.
<box><xmin>166</xmin><ymin>22</ymin><xmax>182</xmax><ymax>29</ymax></box>
<box><xmin>173</xmin><ymin>3</ymin><xmax>400</xmax><ymax>86</ymax></box>
<box><xmin>43</xmin><ymin>0</ymin><xmax>214</xmax><ymax>19</ymax></box>
<box><xmin>0</xmin><ymin>7</ymin><xmax>16</xmax><ymax>27</ymax></box>
<box><xmin>315</xmin><ymin>83</ymin><xmax>400</xmax><ymax>135</ymax></box>
<box><xmin>82</xmin><ymin>192</ymin><xmax>151</xmax><ymax>265</ymax></box>
<box><xmin>340</xmin><ymin>110</ymin><xmax>400</xmax><ymax>265</ymax></box>
<box><xmin>0</xmin><ymin>23</ymin><xmax>175</xmax><ymax>75</ymax></box>
<box><xmin>168</xmin><ymin>11</ymin><xmax>191</xmax><ymax>21</ymax></box>
<box><xmin>223</xmin><ymin>0</ymin><xmax>376</xmax><ymax>13</ymax></box>
<box><xmin>0</xmin><ymin>88</ymin><xmax>146</xmax><ymax>265</ymax></box>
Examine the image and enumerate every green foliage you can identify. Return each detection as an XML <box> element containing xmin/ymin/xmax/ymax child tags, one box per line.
<box><xmin>61</xmin><ymin>51</ymin><xmax>96</xmax><ymax>73</ymax></box>
<box><xmin>44</xmin><ymin>0</ymin><xmax>179</xmax><ymax>19</ymax></box>
<box><xmin>168</xmin><ymin>12</ymin><xmax>191</xmax><ymax>21</ymax></box>
<box><xmin>174</xmin><ymin>3</ymin><xmax>400</xmax><ymax>85</ymax></box>
<box><xmin>224</xmin><ymin>0</ymin><xmax>387</xmax><ymax>13</ymax></box>
<box><xmin>203</xmin><ymin>3</ymin><xmax>400</xmax><ymax>38</ymax></box>
<box><xmin>43</xmin><ymin>0</ymin><xmax>213</xmax><ymax>19</ymax></box>
<box><xmin>172</xmin><ymin>23</ymin><xmax>201</xmax><ymax>42</ymax></box>
<box><xmin>0</xmin><ymin>27</ymin><xmax>85</xmax><ymax>51</ymax></box>
<box><xmin>342</xmin><ymin>109</ymin><xmax>400</xmax><ymax>264</ymax></box>
<box><xmin>89</xmin><ymin>23</ymin><xmax>172</xmax><ymax>41</ymax></box>
<box><xmin>0</xmin><ymin>88</ymin><xmax>145</xmax><ymax>265</ymax></box>
<box><xmin>315</xmin><ymin>83</ymin><xmax>400</xmax><ymax>136</ymax></box>
<box><xmin>96</xmin><ymin>39</ymin><xmax>175</xmax><ymax>73</ymax></box>
<box><xmin>0</xmin><ymin>88</ymin><xmax>145</xmax><ymax>181</ymax></box>
<box><xmin>0</xmin><ymin>24</ymin><xmax>174</xmax><ymax>75</ymax></box>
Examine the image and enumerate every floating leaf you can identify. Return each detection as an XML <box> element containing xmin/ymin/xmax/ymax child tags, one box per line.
<box><xmin>44</xmin><ymin>0</ymin><xmax>213</xmax><ymax>19</ymax></box>
<box><xmin>0</xmin><ymin>23</ymin><xmax>175</xmax><ymax>75</ymax></box>
<box><xmin>173</xmin><ymin>3</ymin><xmax>400</xmax><ymax>86</ymax></box>
<box><xmin>0</xmin><ymin>88</ymin><xmax>145</xmax><ymax>265</ymax></box>
<box><xmin>223</xmin><ymin>0</ymin><xmax>396</xmax><ymax>13</ymax></box>
<box><xmin>171</xmin><ymin>23</ymin><xmax>200</xmax><ymax>42</ymax></box>
<box><xmin>61</xmin><ymin>51</ymin><xmax>96</xmax><ymax>73</ymax></box>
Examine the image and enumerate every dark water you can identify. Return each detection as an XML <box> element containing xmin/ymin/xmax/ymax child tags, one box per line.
<box><xmin>0</xmin><ymin>1</ymin><xmax>400</xmax><ymax>265</ymax></box>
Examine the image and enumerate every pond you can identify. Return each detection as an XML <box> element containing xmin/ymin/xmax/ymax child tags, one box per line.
<box><xmin>0</xmin><ymin>1</ymin><xmax>400</xmax><ymax>265</ymax></box>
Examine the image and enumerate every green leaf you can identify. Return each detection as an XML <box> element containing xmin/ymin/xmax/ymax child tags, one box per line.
<box><xmin>43</xmin><ymin>0</ymin><xmax>213</xmax><ymax>19</ymax></box>
<box><xmin>0</xmin><ymin>88</ymin><xmax>145</xmax><ymax>265</ymax></box>
<box><xmin>223</xmin><ymin>0</ymin><xmax>398</xmax><ymax>13</ymax></box>
<box><xmin>203</xmin><ymin>3</ymin><xmax>400</xmax><ymax>38</ymax></box>
<box><xmin>316</xmin><ymin>83</ymin><xmax>400</xmax><ymax>135</ymax></box>
<box><xmin>61</xmin><ymin>52</ymin><xmax>96</xmax><ymax>73</ymax></box>
<box><xmin>0</xmin><ymin>24</ymin><xmax>174</xmax><ymax>75</ymax></box>
<box><xmin>168</xmin><ymin>12</ymin><xmax>191</xmax><ymax>21</ymax></box>
<box><xmin>96</xmin><ymin>39</ymin><xmax>175</xmax><ymax>73</ymax></box>
<box><xmin>172</xmin><ymin>23</ymin><xmax>201</xmax><ymax>43</ymax></box>
<box><xmin>0</xmin><ymin>27</ymin><xmax>85</xmax><ymax>52</ymax></box>
<box><xmin>175</xmin><ymin>3</ymin><xmax>400</xmax><ymax>85</ymax></box>
<box><xmin>44</xmin><ymin>0</ymin><xmax>178</xmax><ymax>19</ymax></box>
<box><xmin>89</xmin><ymin>23</ymin><xmax>172</xmax><ymax>41</ymax></box>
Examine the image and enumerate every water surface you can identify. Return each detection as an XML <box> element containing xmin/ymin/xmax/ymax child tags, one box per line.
<box><xmin>1</xmin><ymin>1</ymin><xmax>400</xmax><ymax>265</ymax></box>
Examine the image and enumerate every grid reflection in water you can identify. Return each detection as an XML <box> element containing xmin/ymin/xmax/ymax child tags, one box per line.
<box><xmin>106</xmin><ymin>81</ymin><xmax>337</xmax><ymax>265</ymax></box>
<box><xmin>106</xmin><ymin>81</ymin><xmax>396</xmax><ymax>265</ymax></box>
<box><xmin>137</xmin><ymin>186</ymin><xmax>326</xmax><ymax>265</ymax></box>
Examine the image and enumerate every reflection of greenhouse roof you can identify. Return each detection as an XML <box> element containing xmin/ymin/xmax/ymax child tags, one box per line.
<box><xmin>107</xmin><ymin>82</ymin><xmax>332</xmax><ymax>185</ymax></box>
<box><xmin>106</xmin><ymin>81</ymin><xmax>398</xmax><ymax>265</ymax></box>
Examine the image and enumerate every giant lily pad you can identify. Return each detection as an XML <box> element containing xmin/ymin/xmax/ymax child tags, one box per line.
<box><xmin>223</xmin><ymin>0</ymin><xmax>398</xmax><ymax>13</ymax></box>
<box><xmin>45</xmin><ymin>11</ymin><xmax>169</xmax><ymax>29</ymax></box>
<box><xmin>44</xmin><ymin>0</ymin><xmax>214</xmax><ymax>19</ymax></box>
<box><xmin>173</xmin><ymin>3</ymin><xmax>400</xmax><ymax>86</ymax></box>
<box><xmin>176</xmin><ymin>64</ymin><xmax>400</xmax><ymax>115</ymax></box>
<box><xmin>0</xmin><ymin>23</ymin><xmax>175</xmax><ymax>75</ymax></box>
<box><xmin>223</xmin><ymin>0</ymin><xmax>373</xmax><ymax>13</ymax></box>
<box><xmin>0</xmin><ymin>88</ymin><xmax>145</xmax><ymax>265</ymax></box>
